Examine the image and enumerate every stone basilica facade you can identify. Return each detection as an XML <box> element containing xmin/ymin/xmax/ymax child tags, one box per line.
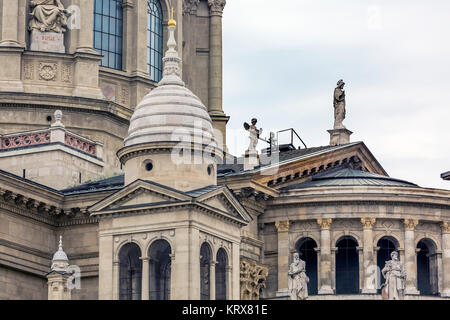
<box><xmin>0</xmin><ymin>0</ymin><xmax>449</xmax><ymax>300</ymax></box>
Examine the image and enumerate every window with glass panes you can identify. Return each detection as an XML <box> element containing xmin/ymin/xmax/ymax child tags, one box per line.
<box><xmin>147</xmin><ymin>0</ymin><xmax>163</xmax><ymax>82</ymax></box>
<box><xmin>93</xmin><ymin>0</ymin><xmax>123</xmax><ymax>70</ymax></box>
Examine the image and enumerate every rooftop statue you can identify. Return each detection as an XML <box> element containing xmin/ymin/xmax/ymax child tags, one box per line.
<box><xmin>381</xmin><ymin>251</ymin><xmax>406</xmax><ymax>300</ymax></box>
<box><xmin>243</xmin><ymin>118</ymin><xmax>262</xmax><ymax>154</ymax></box>
<box><xmin>333</xmin><ymin>79</ymin><xmax>346</xmax><ymax>129</ymax></box>
<box><xmin>288</xmin><ymin>252</ymin><xmax>309</xmax><ymax>300</ymax></box>
<box><xmin>29</xmin><ymin>0</ymin><xmax>70</xmax><ymax>33</ymax></box>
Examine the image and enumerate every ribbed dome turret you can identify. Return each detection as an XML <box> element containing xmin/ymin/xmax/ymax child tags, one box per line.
<box><xmin>118</xmin><ymin>18</ymin><xmax>221</xmax><ymax>190</ymax></box>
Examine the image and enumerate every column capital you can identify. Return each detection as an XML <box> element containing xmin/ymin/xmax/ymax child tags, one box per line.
<box><xmin>317</xmin><ymin>218</ymin><xmax>333</xmax><ymax>230</ymax></box>
<box><xmin>441</xmin><ymin>221</ymin><xmax>450</xmax><ymax>233</ymax></box>
<box><xmin>275</xmin><ymin>220</ymin><xmax>290</xmax><ymax>232</ymax></box>
<box><xmin>140</xmin><ymin>256</ymin><xmax>149</xmax><ymax>262</ymax></box>
<box><xmin>208</xmin><ymin>0</ymin><xmax>226</xmax><ymax>16</ymax></box>
<box><xmin>403</xmin><ymin>219</ymin><xmax>419</xmax><ymax>230</ymax></box>
<box><xmin>360</xmin><ymin>217</ymin><xmax>376</xmax><ymax>229</ymax></box>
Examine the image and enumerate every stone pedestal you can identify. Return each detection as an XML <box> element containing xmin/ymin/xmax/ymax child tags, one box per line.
<box><xmin>328</xmin><ymin>128</ymin><xmax>353</xmax><ymax>146</ymax></box>
<box><xmin>30</xmin><ymin>30</ymin><xmax>65</xmax><ymax>53</ymax></box>
<box><xmin>47</xmin><ymin>272</ymin><xmax>71</xmax><ymax>300</ymax></box>
<box><xmin>243</xmin><ymin>151</ymin><xmax>259</xmax><ymax>171</ymax></box>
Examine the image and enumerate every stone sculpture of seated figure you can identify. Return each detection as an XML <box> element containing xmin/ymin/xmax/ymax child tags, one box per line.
<box><xmin>29</xmin><ymin>0</ymin><xmax>69</xmax><ymax>33</ymax></box>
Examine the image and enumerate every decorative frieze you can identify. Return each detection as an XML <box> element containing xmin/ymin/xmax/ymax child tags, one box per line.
<box><xmin>208</xmin><ymin>0</ymin><xmax>226</xmax><ymax>16</ymax></box>
<box><xmin>403</xmin><ymin>219</ymin><xmax>419</xmax><ymax>230</ymax></box>
<box><xmin>361</xmin><ymin>217</ymin><xmax>376</xmax><ymax>229</ymax></box>
<box><xmin>23</xmin><ymin>62</ymin><xmax>35</xmax><ymax>80</ymax></box>
<box><xmin>275</xmin><ymin>220</ymin><xmax>290</xmax><ymax>232</ymax></box>
<box><xmin>240</xmin><ymin>258</ymin><xmax>268</xmax><ymax>300</ymax></box>
<box><xmin>61</xmin><ymin>63</ymin><xmax>72</xmax><ymax>83</ymax></box>
<box><xmin>39</xmin><ymin>62</ymin><xmax>58</xmax><ymax>81</ymax></box>
<box><xmin>317</xmin><ymin>218</ymin><xmax>332</xmax><ymax>230</ymax></box>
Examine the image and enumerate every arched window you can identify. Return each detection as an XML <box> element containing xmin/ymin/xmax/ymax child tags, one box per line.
<box><xmin>295</xmin><ymin>237</ymin><xmax>318</xmax><ymax>295</ymax></box>
<box><xmin>148</xmin><ymin>239</ymin><xmax>172</xmax><ymax>300</ymax></box>
<box><xmin>200</xmin><ymin>242</ymin><xmax>212</xmax><ymax>300</ymax></box>
<box><xmin>376</xmin><ymin>237</ymin><xmax>398</xmax><ymax>291</ymax></box>
<box><xmin>147</xmin><ymin>0</ymin><xmax>163</xmax><ymax>82</ymax></box>
<box><xmin>118</xmin><ymin>243</ymin><xmax>142</xmax><ymax>300</ymax></box>
<box><xmin>335</xmin><ymin>237</ymin><xmax>359</xmax><ymax>294</ymax></box>
<box><xmin>93</xmin><ymin>0</ymin><xmax>123</xmax><ymax>69</ymax></box>
<box><xmin>417</xmin><ymin>239</ymin><xmax>439</xmax><ymax>296</ymax></box>
<box><xmin>216</xmin><ymin>248</ymin><xmax>227</xmax><ymax>300</ymax></box>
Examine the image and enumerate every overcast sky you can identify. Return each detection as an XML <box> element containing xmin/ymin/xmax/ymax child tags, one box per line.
<box><xmin>221</xmin><ymin>0</ymin><xmax>450</xmax><ymax>190</ymax></box>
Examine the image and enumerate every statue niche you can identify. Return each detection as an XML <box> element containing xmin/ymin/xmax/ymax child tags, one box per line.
<box><xmin>29</xmin><ymin>0</ymin><xmax>70</xmax><ymax>53</ymax></box>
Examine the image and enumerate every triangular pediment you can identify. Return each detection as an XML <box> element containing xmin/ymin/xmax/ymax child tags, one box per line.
<box><xmin>89</xmin><ymin>179</ymin><xmax>191</xmax><ymax>213</ymax></box>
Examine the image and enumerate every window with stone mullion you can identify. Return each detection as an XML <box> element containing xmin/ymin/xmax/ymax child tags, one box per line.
<box><xmin>147</xmin><ymin>0</ymin><xmax>163</xmax><ymax>82</ymax></box>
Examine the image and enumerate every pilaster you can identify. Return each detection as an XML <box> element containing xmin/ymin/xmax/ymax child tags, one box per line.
<box><xmin>141</xmin><ymin>257</ymin><xmax>150</xmax><ymax>300</ymax></box>
<box><xmin>441</xmin><ymin>222</ymin><xmax>450</xmax><ymax>297</ymax></box>
<box><xmin>403</xmin><ymin>219</ymin><xmax>420</xmax><ymax>295</ymax></box>
<box><xmin>275</xmin><ymin>220</ymin><xmax>290</xmax><ymax>296</ymax></box>
<box><xmin>361</xmin><ymin>217</ymin><xmax>377</xmax><ymax>293</ymax></box>
<box><xmin>317</xmin><ymin>218</ymin><xmax>334</xmax><ymax>294</ymax></box>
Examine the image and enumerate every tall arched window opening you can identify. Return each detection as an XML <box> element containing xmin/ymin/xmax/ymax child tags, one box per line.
<box><xmin>215</xmin><ymin>248</ymin><xmax>227</xmax><ymax>300</ymax></box>
<box><xmin>200</xmin><ymin>242</ymin><xmax>212</xmax><ymax>300</ymax></box>
<box><xmin>148</xmin><ymin>239</ymin><xmax>172</xmax><ymax>300</ymax></box>
<box><xmin>376</xmin><ymin>237</ymin><xmax>397</xmax><ymax>292</ymax></box>
<box><xmin>295</xmin><ymin>237</ymin><xmax>318</xmax><ymax>295</ymax></box>
<box><xmin>417</xmin><ymin>239</ymin><xmax>439</xmax><ymax>296</ymax></box>
<box><xmin>335</xmin><ymin>237</ymin><xmax>359</xmax><ymax>294</ymax></box>
<box><xmin>94</xmin><ymin>0</ymin><xmax>123</xmax><ymax>69</ymax></box>
<box><xmin>147</xmin><ymin>0</ymin><xmax>163</xmax><ymax>82</ymax></box>
<box><xmin>118</xmin><ymin>243</ymin><xmax>142</xmax><ymax>300</ymax></box>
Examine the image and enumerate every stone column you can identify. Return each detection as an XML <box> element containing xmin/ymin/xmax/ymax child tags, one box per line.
<box><xmin>141</xmin><ymin>257</ymin><xmax>150</xmax><ymax>300</ymax></box>
<box><xmin>0</xmin><ymin>0</ymin><xmax>21</xmax><ymax>47</ymax></box>
<box><xmin>208</xmin><ymin>0</ymin><xmax>229</xmax><ymax>150</ymax></box>
<box><xmin>441</xmin><ymin>222</ymin><xmax>450</xmax><ymax>297</ymax></box>
<box><xmin>361</xmin><ymin>218</ymin><xmax>377</xmax><ymax>293</ymax></box>
<box><xmin>112</xmin><ymin>260</ymin><xmax>119</xmax><ymax>300</ymax></box>
<box><xmin>210</xmin><ymin>260</ymin><xmax>217</xmax><ymax>300</ymax></box>
<box><xmin>403</xmin><ymin>219</ymin><xmax>420</xmax><ymax>295</ymax></box>
<box><xmin>317</xmin><ymin>218</ymin><xmax>334</xmax><ymax>294</ymax></box>
<box><xmin>73</xmin><ymin>0</ymin><xmax>97</xmax><ymax>54</ymax></box>
<box><xmin>225</xmin><ymin>265</ymin><xmax>232</xmax><ymax>300</ymax></box>
<box><xmin>275</xmin><ymin>220</ymin><xmax>290</xmax><ymax>296</ymax></box>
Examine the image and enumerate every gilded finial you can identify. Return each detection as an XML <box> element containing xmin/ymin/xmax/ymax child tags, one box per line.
<box><xmin>168</xmin><ymin>7</ymin><xmax>176</xmax><ymax>27</ymax></box>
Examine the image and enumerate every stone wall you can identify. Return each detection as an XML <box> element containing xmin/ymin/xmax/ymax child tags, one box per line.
<box><xmin>0</xmin><ymin>266</ymin><xmax>47</xmax><ymax>300</ymax></box>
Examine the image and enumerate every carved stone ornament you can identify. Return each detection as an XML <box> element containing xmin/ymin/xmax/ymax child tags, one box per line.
<box><xmin>208</xmin><ymin>0</ymin><xmax>226</xmax><ymax>15</ymax></box>
<box><xmin>275</xmin><ymin>220</ymin><xmax>290</xmax><ymax>232</ymax></box>
<box><xmin>361</xmin><ymin>217</ymin><xmax>376</xmax><ymax>229</ymax></box>
<box><xmin>39</xmin><ymin>62</ymin><xmax>57</xmax><ymax>81</ymax></box>
<box><xmin>317</xmin><ymin>218</ymin><xmax>333</xmax><ymax>230</ymax></box>
<box><xmin>183</xmin><ymin>0</ymin><xmax>200</xmax><ymax>15</ymax></box>
<box><xmin>240</xmin><ymin>258</ymin><xmax>269</xmax><ymax>300</ymax></box>
<box><xmin>441</xmin><ymin>221</ymin><xmax>450</xmax><ymax>233</ymax></box>
<box><xmin>403</xmin><ymin>219</ymin><xmax>419</xmax><ymax>230</ymax></box>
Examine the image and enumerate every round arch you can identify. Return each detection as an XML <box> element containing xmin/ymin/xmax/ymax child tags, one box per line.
<box><xmin>334</xmin><ymin>233</ymin><xmax>361</xmax><ymax>248</ymax></box>
<box><xmin>215</xmin><ymin>248</ymin><xmax>228</xmax><ymax>300</ymax></box>
<box><xmin>200</xmin><ymin>242</ymin><xmax>213</xmax><ymax>300</ymax></box>
<box><xmin>416</xmin><ymin>238</ymin><xmax>439</xmax><ymax>296</ymax></box>
<box><xmin>118</xmin><ymin>242</ymin><xmax>143</xmax><ymax>300</ymax></box>
<box><xmin>145</xmin><ymin>235</ymin><xmax>174</xmax><ymax>255</ymax></box>
<box><xmin>295</xmin><ymin>237</ymin><xmax>318</xmax><ymax>295</ymax></box>
<box><xmin>374</xmin><ymin>233</ymin><xmax>402</xmax><ymax>249</ymax></box>
<box><xmin>148</xmin><ymin>239</ymin><xmax>172</xmax><ymax>300</ymax></box>
<box><xmin>115</xmin><ymin>239</ymin><xmax>144</xmax><ymax>261</ymax></box>
<box><xmin>335</xmin><ymin>236</ymin><xmax>359</xmax><ymax>294</ymax></box>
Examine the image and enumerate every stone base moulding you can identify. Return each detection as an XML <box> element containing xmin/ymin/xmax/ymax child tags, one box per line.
<box><xmin>328</xmin><ymin>128</ymin><xmax>353</xmax><ymax>146</ymax></box>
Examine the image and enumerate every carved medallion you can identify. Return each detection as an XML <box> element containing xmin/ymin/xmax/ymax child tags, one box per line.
<box><xmin>39</xmin><ymin>62</ymin><xmax>58</xmax><ymax>81</ymax></box>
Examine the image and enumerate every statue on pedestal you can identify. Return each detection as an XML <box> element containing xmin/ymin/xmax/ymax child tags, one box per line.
<box><xmin>29</xmin><ymin>0</ymin><xmax>69</xmax><ymax>33</ymax></box>
<box><xmin>243</xmin><ymin>118</ymin><xmax>262</xmax><ymax>154</ymax></box>
<box><xmin>381</xmin><ymin>251</ymin><xmax>406</xmax><ymax>300</ymax></box>
<box><xmin>333</xmin><ymin>79</ymin><xmax>346</xmax><ymax>129</ymax></box>
<box><xmin>288</xmin><ymin>252</ymin><xmax>309</xmax><ymax>300</ymax></box>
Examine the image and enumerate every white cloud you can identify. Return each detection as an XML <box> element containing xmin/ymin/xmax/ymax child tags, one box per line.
<box><xmin>223</xmin><ymin>0</ymin><xmax>450</xmax><ymax>190</ymax></box>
